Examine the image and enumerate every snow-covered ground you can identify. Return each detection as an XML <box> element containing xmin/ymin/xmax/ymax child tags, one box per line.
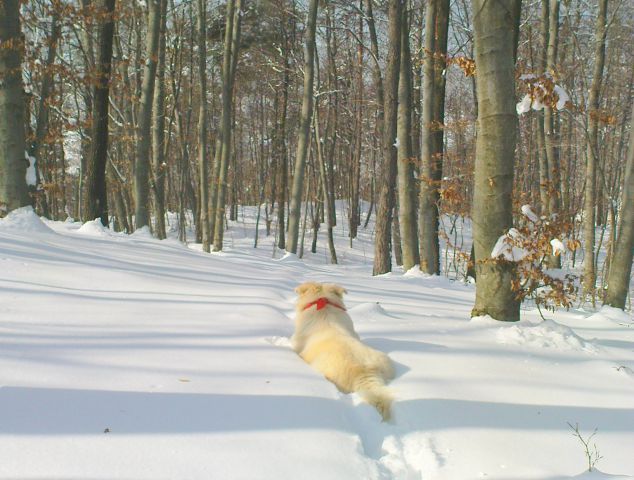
<box><xmin>1</xmin><ymin>206</ymin><xmax>633</xmax><ymax>480</ymax></box>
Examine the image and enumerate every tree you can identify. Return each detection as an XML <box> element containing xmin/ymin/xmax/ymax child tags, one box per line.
<box><xmin>471</xmin><ymin>0</ymin><xmax>522</xmax><ymax>321</ymax></box>
<box><xmin>419</xmin><ymin>0</ymin><xmax>450</xmax><ymax>275</ymax></box>
<box><xmin>286</xmin><ymin>0</ymin><xmax>319</xmax><ymax>255</ymax></box>
<box><xmin>604</xmin><ymin>101</ymin><xmax>634</xmax><ymax>310</ymax></box>
<box><xmin>134</xmin><ymin>0</ymin><xmax>162</xmax><ymax>230</ymax></box>
<box><xmin>152</xmin><ymin>0</ymin><xmax>169</xmax><ymax>239</ymax></box>
<box><xmin>197</xmin><ymin>0</ymin><xmax>210</xmax><ymax>252</ymax></box>
<box><xmin>85</xmin><ymin>0</ymin><xmax>117</xmax><ymax>226</ymax></box>
<box><xmin>213</xmin><ymin>0</ymin><xmax>242</xmax><ymax>251</ymax></box>
<box><xmin>396</xmin><ymin>5</ymin><xmax>419</xmax><ymax>271</ymax></box>
<box><xmin>373</xmin><ymin>0</ymin><xmax>402</xmax><ymax>276</ymax></box>
<box><xmin>583</xmin><ymin>0</ymin><xmax>609</xmax><ymax>298</ymax></box>
<box><xmin>0</xmin><ymin>0</ymin><xmax>30</xmax><ymax>214</ymax></box>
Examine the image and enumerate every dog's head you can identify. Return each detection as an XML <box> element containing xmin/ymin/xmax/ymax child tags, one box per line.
<box><xmin>295</xmin><ymin>282</ymin><xmax>347</xmax><ymax>311</ymax></box>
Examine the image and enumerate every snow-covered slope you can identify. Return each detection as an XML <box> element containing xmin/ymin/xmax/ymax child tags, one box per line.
<box><xmin>1</xmin><ymin>207</ymin><xmax>633</xmax><ymax>480</ymax></box>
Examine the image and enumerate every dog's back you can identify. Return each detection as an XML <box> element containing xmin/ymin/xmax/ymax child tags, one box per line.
<box><xmin>292</xmin><ymin>283</ymin><xmax>395</xmax><ymax>420</ymax></box>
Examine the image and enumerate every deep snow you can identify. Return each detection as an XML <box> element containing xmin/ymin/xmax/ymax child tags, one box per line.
<box><xmin>1</xmin><ymin>206</ymin><xmax>633</xmax><ymax>480</ymax></box>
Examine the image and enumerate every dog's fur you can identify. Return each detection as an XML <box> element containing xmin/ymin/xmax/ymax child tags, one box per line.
<box><xmin>291</xmin><ymin>282</ymin><xmax>395</xmax><ymax>420</ymax></box>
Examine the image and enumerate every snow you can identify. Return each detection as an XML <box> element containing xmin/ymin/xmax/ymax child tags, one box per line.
<box><xmin>491</xmin><ymin>227</ymin><xmax>529</xmax><ymax>261</ymax></box>
<box><xmin>24</xmin><ymin>151</ymin><xmax>37</xmax><ymax>186</ymax></box>
<box><xmin>522</xmin><ymin>204</ymin><xmax>540</xmax><ymax>223</ymax></box>
<box><xmin>551</xmin><ymin>238</ymin><xmax>567</xmax><ymax>256</ymax></box>
<box><xmin>1</xmin><ymin>205</ymin><xmax>633</xmax><ymax>479</ymax></box>
<box><xmin>0</xmin><ymin>206</ymin><xmax>54</xmax><ymax>234</ymax></box>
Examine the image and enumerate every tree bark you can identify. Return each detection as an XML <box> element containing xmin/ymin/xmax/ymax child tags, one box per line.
<box><xmin>85</xmin><ymin>0</ymin><xmax>116</xmax><ymax>226</ymax></box>
<box><xmin>134</xmin><ymin>0</ymin><xmax>162</xmax><ymax>230</ymax></box>
<box><xmin>286</xmin><ymin>0</ymin><xmax>319</xmax><ymax>254</ymax></box>
<box><xmin>604</xmin><ymin>101</ymin><xmax>634</xmax><ymax>309</ymax></box>
<box><xmin>0</xmin><ymin>0</ymin><xmax>30</xmax><ymax>214</ymax></box>
<box><xmin>152</xmin><ymin>0</ymin><xmax>168</xmax><ymax>239</ymax></box>
<box><xmin>213</xmin><ymin>0</ymin><xmax>242</xmax><ymax>251</ymax></box>
<box><xmin>471</xmin><ymin>0</ymin><xmax>521</xmax><ymax>322</ymax></box>
<box><xmin>583</xmin><ymin>0</ymin><xmax>609</xmax><ymax>298</ymax></box>
<box><xmin>543</xmin><ymin>0</ymin><xmax>561</xmax><ymax>268</ymax></box>
<box><xmin>197</xmin><ymin>0</ymin><xmax>210</xmax><ymax>251</ymax></box>
<box><xmin>29</xmin><ymin>10</ymin><xmax>61</xmax><ymax>219</ymax></box>
<box><xmin>418</xmin><ymin>0</ymin><xmax>450</xmax><ymax>275</ymax></box>
<box><xmin>396</xmin><ymin>6</ymin><xmax>419</xmax><ymax>271</ymax></box>
<box><xmin>372</xmin><ymin>0</ymin><xmax>402</xmax><ymax>276</ymax></box>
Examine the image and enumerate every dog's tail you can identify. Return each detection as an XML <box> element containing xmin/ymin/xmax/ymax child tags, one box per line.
<box><xmin>355</xmin><ymin>374</ymin><xmax>393</xmax><ymax>421</ymax></box>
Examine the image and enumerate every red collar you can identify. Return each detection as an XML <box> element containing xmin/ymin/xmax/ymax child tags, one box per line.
<box><xmin>303</xmin><ymin>297</ymin><xmax>346</xmax><ymax>312</ymax></box>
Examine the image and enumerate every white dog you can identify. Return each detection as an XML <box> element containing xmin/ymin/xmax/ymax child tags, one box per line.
<box><xmin>291</xmin><ymin>282</ymin><xmax>395</xmax><ymax>420</ymax></box>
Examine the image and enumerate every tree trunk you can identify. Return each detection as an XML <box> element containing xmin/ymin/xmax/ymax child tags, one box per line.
<box><xmin>29</xmin><ymin>10</ymin><xmax>60</xmax><ymax>219</ymax></box>
<box><xmin>350</xmin><ymin>0</ymin><xmax>364</xmax><ymax>241</ymax></box>
<box><xmin>152</xmin><ymin>0</ymin><xmax>168</xmax><ymax>239</ymax></box>
<box><xmin>213</xmin><ymin>0</ymin><xmax>242</xmax><ymax>251</ymax></box>
<box><xmin>84</xmin><ymin>0</ymin><xmax>116</xmax><ymax>227</ymax></box>
<box><xmin>372</xmin><ymin>0</ymin><xmax>402</xmax><ymax>276</ymax></box>
<box><xmin>197</xmin><ymin>0</ymin><xmax>210</xmax><ymax>251</ymax></box>
<box><xmin>0</xmin><ymin>0</ymin><xmax>30</xmax><ymax>214</ymax></box>
<box><xmin>543</xmin><ymin>0</ymin><xmax>561</xmax><ymax>268</ymax></box>
<box><xmin>583</xmin><ymin>0</ymin><xmax>609</xmax><ymax>299</ymax></box>
<box><xmin>286</xmin><ymin>0</ymin><xmax>319</xmax><ymax>254</ymax></box>
<box><xmin>604</xmin><ymin>101</ymin><xmax>634</xmax><ymax>309</ymax></box>
<box><xmin>418</xmin><ymin>0</ymin><xmax>450</xmax><ymax>275</ymax></box>
<box><xmin>396</xmin><ymin>6</ymin><xmax>419</xmax><ymax>271</ymax></box>
<box><xmin>471</xmin><ymin>0</ymin><xmax>521</xmax><ymax>322</ymax></box>
<box><xmin>314</xmin><ymin>102</ymin><xmax>337</xmax><ymax>264</ymax></box>
<box><xmin>134</xmin><ymin>0</ymin><xmax>162</xmax><ymax>230</ymax></box>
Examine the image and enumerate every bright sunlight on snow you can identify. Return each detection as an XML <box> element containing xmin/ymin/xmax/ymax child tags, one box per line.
<box><xmin>1</xmin><ymin>206</ymin><xmax>633</xmax><ymax>480</ymax></box>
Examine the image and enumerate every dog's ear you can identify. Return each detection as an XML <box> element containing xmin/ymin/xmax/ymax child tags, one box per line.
<box><xmin>295</xmin><ymin>282</ymin><xmax>320</xmax><ymax>296</ymax></box>
<box><xmin>328</xmin><ymin>284</ymin><xmax>347</xmax><ymax>298</ymax></box>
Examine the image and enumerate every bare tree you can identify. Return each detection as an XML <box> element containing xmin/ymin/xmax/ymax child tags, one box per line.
<box><xmin>373</xmin><ymin>0</ymin><xmax>403</xmax><ymax>275</ymax></box>
<box><xmin>85</xmin><ymin>0</ymin><xmax>117</xmax><ymax>226</ymax></box>
<box><xmin>134</xmin><ymin>0</ymin><xmax>162</xmax><ymax>230</ymax></box>
<box><xmin>419</xmin><ymin>0</ymin><xmax>450</xmax><ymax>275</ymax></box>
<box><xmin>197</xmin><ymin>0</ymin><xmax>210</xmax><ymax>251</ymax></box>
<box><xmin>396</xmin><ymin>5</ymin><xmax>419</xmax><ymax>271</ymax></box>
<box><xmin>286</xmin><ymin>0</ymin><xmax>319</xmax><ymax>255</ymax></box>
<box><xmin>213</xmin><ymin>0</ymin><xmax>242</xmax><ymax>251</ymax></box>
<box><xmin>583</xmin><ymin>0</ymin><xmax>609</xmax><ymax>298</ymax></box>
<box><xmin>605</xmin><ymin>101</ymin><xmax>634</xmax><ymax>309</ymax></box>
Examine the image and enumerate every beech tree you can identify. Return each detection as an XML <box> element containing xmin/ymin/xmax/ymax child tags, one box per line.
<box><xmin>470</xmin><ymin>0</ymin><xmax>522</xmax><ymax>321</ymax></box>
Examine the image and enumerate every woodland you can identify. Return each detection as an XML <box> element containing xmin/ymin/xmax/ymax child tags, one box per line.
<box><xmin>0</xmin><ymin>0</ymin><xmax>632</xmax><ymax>319</ymax></box>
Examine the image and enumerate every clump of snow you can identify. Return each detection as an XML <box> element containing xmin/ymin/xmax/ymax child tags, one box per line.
<box><xmin>587</xmin><ymin>306</ymin><xmax>633</xmax><ymax>325</ymax></box>
<box><xmin>0</xmin><ymin>206</ymin><xmax>55</xmax><ymax>234</ymax></box>
<box><xmin>276</xmin><ymin>252</ymin><xmax>301</xmax><ymax>263</ymax></box>
<box><xmin>496</xmin><ymin>320</ymin><xmax>599</xmax><ymax>353</ymax></box>
<box><xmin>554</xmin><ymin>84</ymin><xmax>570</xmax><ymax>110</ymax></box>
<box><xmin>469</xmin><ymin>315</ymin><xmax>500</xmax><ymax>326</ymax></box>
<box><xmin>348</xmin><ymin>302</ymin><xmax>395</xmax><ymax>322</ymax></box>
<box><xmin>24</xmin><ymin>151</ymin><xmax>37</xmax><ymax>186</ymax></box>
<box><xmin>403</xmin><ymin>266</ymin><xmax>430</xmax><ymax>278</ymax></box>
<box><xmin>521</xmin><ymin>204</ymin><xmax>539</xmax><ymax>223</ymax></box>
<box><xmin>517</xmin><ymin>94</ymin><xmax>536</xmax><ymax>114</ymax></box>
<box><xmin>76</xmin><ymin>219</ymin><xmax>115</xmax><ymax>237</ymax></box>
<box><xmin>130</xmin><ymin>226</ymin><xmax>153</xmax><ymax>239</ymax></box>
<box><xmin>491</xmin><ymin>228</ymin><xmax>529</xmax><ymax>261</ymax></box>
<box><xmin>516</xmin><ymin>73</ymin><xmax>570</xmax><ymax>115</ymax></box>
<box><xmin>550</xmin><ymin>238</ymin><xmax>566</xmax><ymax>256</ymax></box>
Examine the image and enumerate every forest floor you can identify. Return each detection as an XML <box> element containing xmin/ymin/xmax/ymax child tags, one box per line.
<box><xmin>0</xmin><ymin>205</ymin><xmax>633</xmax><ymax>480</ymax></box>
